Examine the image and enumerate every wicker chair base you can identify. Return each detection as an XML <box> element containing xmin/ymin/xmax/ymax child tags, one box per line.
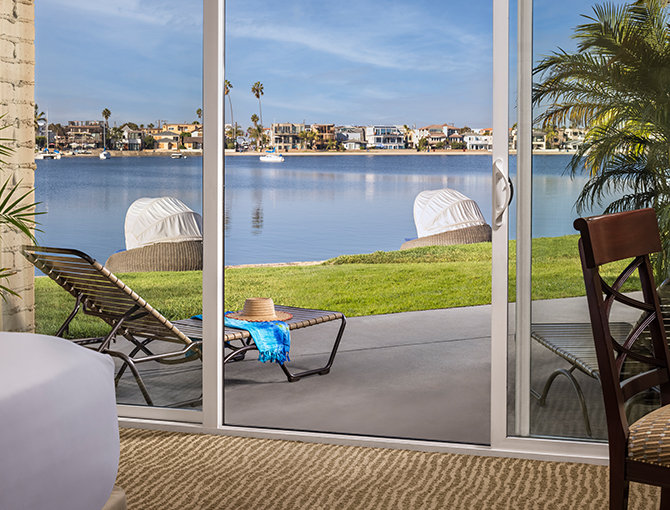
<box><xmin>104</xmin><ymin>241</ymin><xmax>203</xmax><ymax>273</ymax></box>
<box><xmin>400</xmin><ymin>224</ymin><xmax>492</xmax><ymax>250</ymax></box>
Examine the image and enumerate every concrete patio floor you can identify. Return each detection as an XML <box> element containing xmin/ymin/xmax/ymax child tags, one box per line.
<box><xmin>115</xmin><ymin>295</ymin><xmax>645</xmax><ymax>445</ymax></box>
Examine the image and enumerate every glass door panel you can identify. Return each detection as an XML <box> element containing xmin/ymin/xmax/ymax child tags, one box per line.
<box><xmin>223</xmin><ymin>2</ymin><xmax>510</xmax><ymax>444</ymax></box>
<box><xmin>33</xmin><ymin>2</ymin><xmax>203</xmax><ymax>409</ymax></box>
<box><xmin>511</xmin><ymin>0</ymin><xmax>643</xmax><ymax>441</ymax></box>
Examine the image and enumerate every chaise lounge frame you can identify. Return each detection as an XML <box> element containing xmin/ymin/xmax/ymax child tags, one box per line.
<box><xmin>24</xmin><ymin>246</ymin><xmax>347</xmax><ymax>406</ymax></box>
<box><xmin>23</xmin><ymin>246</ymin><xmax>203</xmax><ymax>407</ymax></box>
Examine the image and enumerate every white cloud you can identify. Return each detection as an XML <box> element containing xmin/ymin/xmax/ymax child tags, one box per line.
<box><xmin>45</xmin><ymin>0</ymin><xmax>201</xmax><ymax>30</ymax></box>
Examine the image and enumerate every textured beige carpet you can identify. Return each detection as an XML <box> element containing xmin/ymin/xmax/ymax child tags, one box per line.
<box><xmin>117</xmin><ymin>428</ymin><xmax>659</xmax><ymax>510</ymax></box>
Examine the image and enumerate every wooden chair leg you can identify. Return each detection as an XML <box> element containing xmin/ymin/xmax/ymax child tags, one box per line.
<box><xmin>660</xmin><ymin>487</ymin><xmax>670</xmax><ymax>510</ymax></box>
<box><xmin>610</xmin><ymin>471</ymin><xmax>629</xmax><ymax>510</ymax></box>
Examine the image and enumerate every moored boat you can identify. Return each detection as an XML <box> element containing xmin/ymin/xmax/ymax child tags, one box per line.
<box><xmin>171</xmin><ymin>153</ymin><xmax>186</xmax><ymax>159</ymax></box>
<box><xmin>260</xmin><ymin>149</ymin><xmax>284</xmax><ymax>162</ymax></box>
<box><xmin>35</xmin><ymin>149</ymin><xmax>61</xmax><ymax>160</ymax></box>
<box><xmin>99</xmin><ymin>150</ymin><xmax>111</xmax><ymax>160</ymax></box>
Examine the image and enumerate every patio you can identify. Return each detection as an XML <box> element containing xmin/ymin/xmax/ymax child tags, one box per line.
<box><xmin>114</xmin><ymin>295</ymin><xmax>644</xmax><ymax>444</ymax></box>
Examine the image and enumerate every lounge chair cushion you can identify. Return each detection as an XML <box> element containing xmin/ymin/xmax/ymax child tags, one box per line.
<box><xmin>628</xmin><ymin>404</ymin><xmax>670</xmax><ymax>466</ymax></box>
<box><xmin>104</xmin><ymin>240</ymin><xmax>202</xmax><ymax>273</ymax></box>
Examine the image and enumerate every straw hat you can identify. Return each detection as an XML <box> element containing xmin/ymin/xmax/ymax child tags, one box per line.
<box><xmin>227</xmin><ymin>297</ymin><xmax>293</xmax><ymax>322</ymax></box>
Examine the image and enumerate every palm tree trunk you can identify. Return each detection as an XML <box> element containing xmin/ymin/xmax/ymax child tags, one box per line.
<box><xmin>228</xmin><ymin>96</ymin><xmax>235</xmax><ymax>147</ymax></box>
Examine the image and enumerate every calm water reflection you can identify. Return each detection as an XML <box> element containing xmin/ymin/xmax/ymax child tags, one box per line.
<box><xmin>35</xmin><ymin>154</ymin><xmax>605</xmax><ymax>266</ymax></box>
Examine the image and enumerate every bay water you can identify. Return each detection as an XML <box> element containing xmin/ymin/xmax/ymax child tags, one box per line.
<box><xmin>35</xmin><ymin>154</ymin><xmax>601</xmax><ymax>267</ymax></box>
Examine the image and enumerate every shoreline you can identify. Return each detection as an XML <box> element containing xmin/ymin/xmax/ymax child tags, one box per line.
<box><xmin>225</xmin><ymin>260</ymin><xmax>326</xmax><ymax>269</ymax></box>
<box><xmin>42</xmin><ymin>149</ymin><xmax>203</xmax><ymax>158</ymax></box>
<box><xmin>225</xmin><ymin>149</ymin><xmax>575</xmax><ymax>156</ymax></box>
<box><xmin>41</xmin><ymin>148</ymin><xmax>576</xmax><ymax>158</ymax></box>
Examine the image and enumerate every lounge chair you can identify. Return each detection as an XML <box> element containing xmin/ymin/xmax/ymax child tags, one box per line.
<box><xmin>23</xmin><ymin>246</ymin><xmax>202</xmax><ymax>407</ymax></box>
<box><xmin>24</xmin><ymin>246</ymin><xmax>347</xmax><ymax>405</ymax></box>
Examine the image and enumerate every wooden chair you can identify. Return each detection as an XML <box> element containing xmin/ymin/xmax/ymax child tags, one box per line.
<box><xmin>575</xmin><ymin>208</ymin><xmax>670</xmax><ymax>509</ymax></box>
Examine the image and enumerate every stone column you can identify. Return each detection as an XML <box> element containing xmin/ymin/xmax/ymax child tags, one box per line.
<box><xmin>0</xmin><ymin>0</ymin><xmax>35</xmax><ymax>332</ymax></box>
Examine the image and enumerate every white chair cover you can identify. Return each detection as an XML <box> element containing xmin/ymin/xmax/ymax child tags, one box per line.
<box><xmin>124</xmin><ymin>197</ymin><xmax>202</xmax><ymax>250</ymax></box>
<box><xmin>413</xmin><ymin>188</ymin><xmax>486</xmax><ymax>238</ymax></box>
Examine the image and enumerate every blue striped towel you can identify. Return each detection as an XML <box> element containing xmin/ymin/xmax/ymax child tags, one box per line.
<box><xmin>194</xmin><ymin>314</ymin><xmax>291</xmax><ymax>364</ymax></box>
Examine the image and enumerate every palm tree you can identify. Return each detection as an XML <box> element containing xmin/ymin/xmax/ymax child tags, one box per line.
<box><xmin>403</xmin><ymin>124</ymin><xmax>412</xmax><ymax>148</ymax></box>
<box><xmin>102</xmin><ymin>108</ymin><xmax>111</xmax><ymax>126</ymax></box>
<box><xmin>34</xmin><ymin>104</ymin><xmax>45</xmax><ymax>130</ymax></box>
<box><xmin>101</xmin><ymin>108</ymin><xmax>111</xmax><ymax>149</ymax></box>
<box><xmin>533</xmin><ymin>0</ymin><xmax>670</xmax><ymax>277</ymax></box>
<box><xmin>196</xmin><ymin>108</ymin><xmax>202</xmax><ymax>122</ymax></box>
<box><xmin>251</xmin><ymin>81</ymin><xmax>264</xmax><ymax>129</ymax></box>
<box><xmin>0</xmin><ymin>115</ymin><xmax>41</xmax><ymax>300</ymax></box>
<box><xmin>224</xmin><ymin>80</ymin><xmax>235</xmax><ymax>146</ymax></box>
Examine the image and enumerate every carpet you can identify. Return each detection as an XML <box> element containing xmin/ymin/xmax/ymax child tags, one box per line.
<box><xmin>117</xmin><ymin>428</ymin><xmax>659</xmax><ymax>509</ymax></box>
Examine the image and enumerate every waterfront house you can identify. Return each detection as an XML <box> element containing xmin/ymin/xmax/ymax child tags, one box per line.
<box><xmin>336</xmin><ymin>126</ymin><xmax>366</xmax><ymax>150</ymax></box>
<box><xmin>117</xmin><ymin>126</ymin><xmax>144</xmax><ymax>151</ymax></box>
<box><xmin>154</xmin><ymin>130</ymin><xmax>180</xmax><ymax>150</ymax></box>
<box><xmin>532</xmin><ymin>129</ymin><xmax>547</xmax><ymax>150</ymax></box>
<box><xmin>310</xmin><ymin>124</ymin><xmax>336</xmax><ymax>149</ymax></box>
<box><xmin>415</xmin><ymin>124</ymin><xmax>459</xmax><ymax>148</ymax></box>
<box><xmin>364</xmin><ymin>125</ymin><xmax>404</xmax><ymax>149</ymax></box>
<box><xmin>66</xmin><ymin>120</ymin><xmax>103</xmax><ymax>149</ymax></box>
<box><xmin>442</xmin><ymin>124</ymin><xmax>459</xmax><ymax>137</ymax></box>
<box><xmin>509</xmin><ymin>128</ymin><xmax>517</xmax><ymax>150</ymax></box>
<box><xmin>449</xmin><ymin>132</ymin><xmax>464</xmax><ymax>145</ymax></box>
<box><xmin>342</xmin><ymin>139</ymin><xmax>367</xmax><ymax>150</ymax></box>
<box><xmin>271</xmin><ymin>122</ymin><xmax>305</xmax><ymax>151</ymax></box>
<box><xmin>163</xmin><ymin>122</ymin><xmax>200</xmax><ymax>135</ymax></box>
<box><xmin>183</xmin><ymin>136</ymin><xmax>203</xmax><ymax>150</ymax></box>
<box><xmin>462</xmin><ymin>131</ymin><xmax>493</xmax><ymax>150</ymax></box>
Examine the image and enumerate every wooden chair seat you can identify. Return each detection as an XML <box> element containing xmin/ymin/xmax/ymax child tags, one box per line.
<box><xmin>629</xmin><ymin>404</ymin><xmax>670</xmax><ymax>467</ymax></box>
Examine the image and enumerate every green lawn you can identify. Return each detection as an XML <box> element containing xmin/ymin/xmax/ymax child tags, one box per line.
<box><xmin>35</xmin><ymin>234</ymin><xmax>640</xmax><ymax>338</ymax></box>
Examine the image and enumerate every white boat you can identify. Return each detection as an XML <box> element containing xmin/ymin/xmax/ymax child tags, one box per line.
<box><xmin>99</xmin><ymin>150</ymin><xmax>111</xmax><ymax>160</ymax></box>
<box><xmin>170</xmin><ymin>153</ymin><xmax>186</xmax><ymax>159</ymax></box>
<box><xmin>35</xmin><ymin>149</ymin><xmax>61</xmax><ymax>160</ymax></box>
<box><xmin>260</xmin><ymin>150</ymin><xmax>284</xmax><ymax>162</ymax></box>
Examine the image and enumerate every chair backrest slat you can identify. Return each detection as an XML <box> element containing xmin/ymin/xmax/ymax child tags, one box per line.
<box><xmin>23</xmin><ymin>246</ymin><xmax>192</xmax><ymax>345</ymax></box>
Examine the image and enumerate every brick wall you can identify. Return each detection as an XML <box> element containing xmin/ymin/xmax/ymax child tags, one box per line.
<box><xmin>0</xmin><ymin>0</ymin><xmax>35</xmax><ymax>332</ymax></box>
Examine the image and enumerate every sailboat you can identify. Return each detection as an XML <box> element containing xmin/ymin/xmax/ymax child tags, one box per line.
<box><xmin>259</xmin><ymin>147</ymin><xmax>284</xmax><ymax>162</ymax></box>
<box><xmin>99</xmin><ymin>120</ymin><xmax>111</xmax><ymax>159</ymax></box>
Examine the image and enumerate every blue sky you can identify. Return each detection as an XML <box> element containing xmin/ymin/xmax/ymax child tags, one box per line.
<box><xmin>35</xmin><ymin>0</ymin><xmax>602</xmax><ymax>130</ymax></box>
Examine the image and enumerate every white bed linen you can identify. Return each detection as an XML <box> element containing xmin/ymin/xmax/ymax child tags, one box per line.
<box><xmin>0</xmin><ymin>333</ymin><xmax>119</xmax><ymax>510</ymax></box>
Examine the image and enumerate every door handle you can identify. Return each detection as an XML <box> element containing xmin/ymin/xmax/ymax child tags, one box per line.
<box><xmin>493</xmin><ymin>158</ymin><xmax>513</xmax><ymax>229</ymax></box>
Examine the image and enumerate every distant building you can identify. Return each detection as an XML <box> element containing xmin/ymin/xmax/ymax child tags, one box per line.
<box><xmin>442</xmin><ymin>125</ymin><xmax>459</xmax><ymax>137</ymax></box>
<box><xmin>342</xmin><ymin>139</ymin><xmax>367</xmax><ymax>150</ymax></box>
<box><xmin>183</xmin><ymin>136</ymin><xmax>203</xmax><ymax>150</ymax></box>
<box><xmin>116</xmin><ymin>126</ymin><xmax>143</xmax><ymax>151</ymax></box>
<box><xmin>364</xmin><ymin>125</ymin><xmax>404</xmax><ymax>149</ymax></box>
<box><xmin>66</xmin><ymin>120</ymin><xmax>104</xmax><ymax>149</ymax></box>
<box><xmin>449</xmin><ymin>132</ymin><xmax>464</xmax><ymax>145</ymax></box>
<box><xmin>271</xmin><ymin>122</ymin><xmax>306</xmax><ymax>151</ymax></box>
<box><xmin>154</xmin><ymin>130</ymin><xmax>180</xmax><ymax>150</ymax></box>
<box><xmin>311</xmin><ymin>124</ymin><xmax>336</xmax><ymax>150</ymax></box>
<box><xmin>462</xmin><ymin>132</ymin><xmax>493</xmax><ymax>151</ymax></box>
<box><xmin>532</xmin><ymin>130</ymin><xmax>546</xmax><ymax>151</ymax></box>
<box><xmin>415</xmin><ymin>124</ymin><xmax>459</xmax><ymax>148</ymax></box>
<box><xmin>336</xmin><ymin>126</ymin><xmax>366</xmax><ymax>150</ymax></box>
<box><xmin>163</xmin><ymin>123</ymin><xmax>200</xmax><ymax>134</ymax></box>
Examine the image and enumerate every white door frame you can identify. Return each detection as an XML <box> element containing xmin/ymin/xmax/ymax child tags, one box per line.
<box><xmin>118</xmin><ymin>0</ymin><xmax>609</xmax><ymax>464</ymax></box>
